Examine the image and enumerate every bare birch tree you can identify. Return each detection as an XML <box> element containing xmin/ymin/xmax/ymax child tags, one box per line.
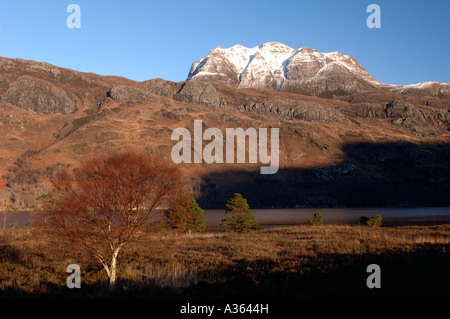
<box><xmin>36</xmin><ymin>150</ymin><xmax>183</xmax><ymax>291</ymax></box>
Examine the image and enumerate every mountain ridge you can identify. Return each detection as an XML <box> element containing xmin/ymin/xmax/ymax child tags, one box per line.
<box><xmin>187</xmin><ymin>42</ymin><xmax>450</xmax><ymax>98</ymax></box>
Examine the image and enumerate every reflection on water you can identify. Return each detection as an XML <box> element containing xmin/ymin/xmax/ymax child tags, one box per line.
<box><xmin>2</xmin><ymin>207</ymin><xmax>450</xmax><ymax>231</ymax></box>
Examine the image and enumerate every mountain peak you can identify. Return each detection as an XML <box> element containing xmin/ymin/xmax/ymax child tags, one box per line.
<box><xmin>187</xmin><ymin>42</ymin><xmax>380</xmax><ymax>96</ymax></box>
<box><xmin>259</xmin><ymin>41</ymin><xmax>293</xmax><ymax>49</ymax></box>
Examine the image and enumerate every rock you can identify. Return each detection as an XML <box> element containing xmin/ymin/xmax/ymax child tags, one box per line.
<box><xmin>238</xmin><ymin>99</ymin><xmax>344</xmax><ymax>122</ymax></box>
<box><xmin>385</xmin><ymin>100</ymin><xmax>417</xmax><ymax>118</ymax></box>
<box><xmin>337</xmin><ymin>103</ymin><xmax>387</xmax><ymax>118</ymax></box>
<box><xmin>142</xmin><ymin>78</ymin><xmax>178</xmax><ymax>98</ymax></box>
<box><xmin>309</xmin><ymin>162</ymin><xmax>362</xmax><ymax>182</ymax></box>
<box><xmin>108</xmin><ymin>85</ymin><xmax>156</xmax><ymax>102</ymax></box>
<box><xmin>2</xmin><ymin>76</ymin><xmax>76</xmax><ymax>114</ymax></box>
<box><xmin>385</xmin><ymin>100</ymin><xmax>450</xmax><ymax>137</ymax></box>
<box><xmin>174</xmin><ymin>81</ymin><xmax>227</xmax><ymax>108</ymax></box>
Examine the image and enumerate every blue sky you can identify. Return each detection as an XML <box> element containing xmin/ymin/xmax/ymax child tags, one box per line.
<box><xmin>0</xmin><ymin>0</ymin><xmax>449</xmax><ymax>85</ymax></box>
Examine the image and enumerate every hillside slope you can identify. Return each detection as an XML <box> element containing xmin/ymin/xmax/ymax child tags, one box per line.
<box><xmin>0</xmin><ymin>56</ymin><xmax>449</xmax><ymax>209</ymax></box>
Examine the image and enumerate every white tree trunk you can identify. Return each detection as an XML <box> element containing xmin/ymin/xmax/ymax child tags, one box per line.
<box><xmin>108</xmin><ymin>247</ymin><xmax>121</xmax><ymax>292</ymax></box>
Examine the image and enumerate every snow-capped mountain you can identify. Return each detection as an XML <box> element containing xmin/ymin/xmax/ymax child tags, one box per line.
<box><xmin>386</xmin><ymin>81</ymin><xmax>450</xmax><ymax>99</ymax></box>
<box><xmin>187</xmin><ymin>42</ymin><xmax>381</xmax><ymax>96</ymax></box>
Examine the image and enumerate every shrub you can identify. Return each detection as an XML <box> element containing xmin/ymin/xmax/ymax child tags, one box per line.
<box><xmin>368</xmin><ymin>214</ymin><xmax>382</xmax><ymax>227</ymax></box>
<box><xmin>359</xmin><ymin>214</ymin><xmax>382</xmax><ymax>227</ymax></box>
<box><xmin>219</xmin><ymin>193</ymin><xmax>260</xmax><ymax>233</ymax></box>
<box><xmin>359</xmin><ymin>215</ymin><xmax>370</xmax><ymax>226</ymax></box>
<box><xmin>165</xmin><ymin>194</ymin><xmax>206</xmax><ymax>233</ymax></box>
<box><xmin>308</xmin><ymin>211</ymin><xmax>324</xmax><ymax>226</ymax></box>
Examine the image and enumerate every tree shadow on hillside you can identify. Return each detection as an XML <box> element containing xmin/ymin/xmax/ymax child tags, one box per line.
<box><xmin>196</xmin><ymin>141</ymin><xmax>450</xmax><ymax>209</ymax></box>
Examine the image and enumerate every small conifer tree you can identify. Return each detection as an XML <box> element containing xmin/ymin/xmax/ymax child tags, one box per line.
<box><xmin>219</xmin><ymin>193</ymin><xmax>260</xmax><ymax>233</ymax></box>
<box><xmin>308</xmin><ymin>211</ymin><xmax>324</xmax><ymax>226</ymax></box>
<box><xmin>165</xmin><ymin>194</ymin><xmax>206</xmax><ymax>233</ymax></box>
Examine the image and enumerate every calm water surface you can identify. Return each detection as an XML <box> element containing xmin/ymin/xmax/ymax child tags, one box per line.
<box><xmin>203</xmin><ymin>207</ymin><xmax>450</xmax><ymax>231</ymax></box>
<box><xmin>3</xmin><ymin>207</ymin><xmax>450</xmax><ymax>231</ymax></box>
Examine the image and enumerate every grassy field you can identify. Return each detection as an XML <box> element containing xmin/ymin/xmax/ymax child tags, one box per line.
<box><xmin>1</xmin><ymin>224</ymin><xmax>449</xmax><ymax>299</ymax></box>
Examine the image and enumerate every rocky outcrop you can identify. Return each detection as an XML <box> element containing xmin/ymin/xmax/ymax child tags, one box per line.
<box><xmin>142</xmin><ymin>78</ymin><xmax>178</xmax><ymax>98</ymax></box>
<box><xmin>174</xmin><ymin>81</ymin><xmax>227</xmax><ymax>108</ymax></box>
<box><xmin>337</xmin><ymin>100</ymin><xmax>450</xmax><ymax>137</ymax></box>
<box><xmin>307</xmin><ymin>162</ymin><xmax>362</xmax><ymax>182</ymax></box>
<box><xmin>108</xmin><ymin>85</ymin><xmax>156</xmax><ymax>102</ymax></box>
<box><xmin>385</xmin><ymin>100</ymin><xmax>450</xmax><ymax>137</ymax></box>
<box><xmin>1</xmin><ymin>76</ymin><xmax>76</xmax><ymax>114</ymax></box>
<box><xmin>238</xmin><ymin>99</ymin><xmax>344</xmax><ymax>122</ymax></box>
<box><xmin>336</xmin><ymin>103</ymin><xmax>387</xmax><ymax>118</ymax></box>
<box><xmin>385</xmin><ymin>100</ymin><xmax>418</xmax><ymax>119</ymax></box>
<box><xmin>0</xmin><ymin>57</ymin><xmax>62</xmax><ymax>77</ymax></box>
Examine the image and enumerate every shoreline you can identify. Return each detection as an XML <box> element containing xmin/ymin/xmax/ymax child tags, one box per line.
<box><xmin>3</xmin><ymin>207</ymin><xmax>450</xmax><ymax>230</ymax></box>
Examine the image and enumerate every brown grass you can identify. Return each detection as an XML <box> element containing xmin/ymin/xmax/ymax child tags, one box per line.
<box><xmin>1</xmin><ymin>224</ymin><xmax>449</xmax><ymax>298</ymax></box>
